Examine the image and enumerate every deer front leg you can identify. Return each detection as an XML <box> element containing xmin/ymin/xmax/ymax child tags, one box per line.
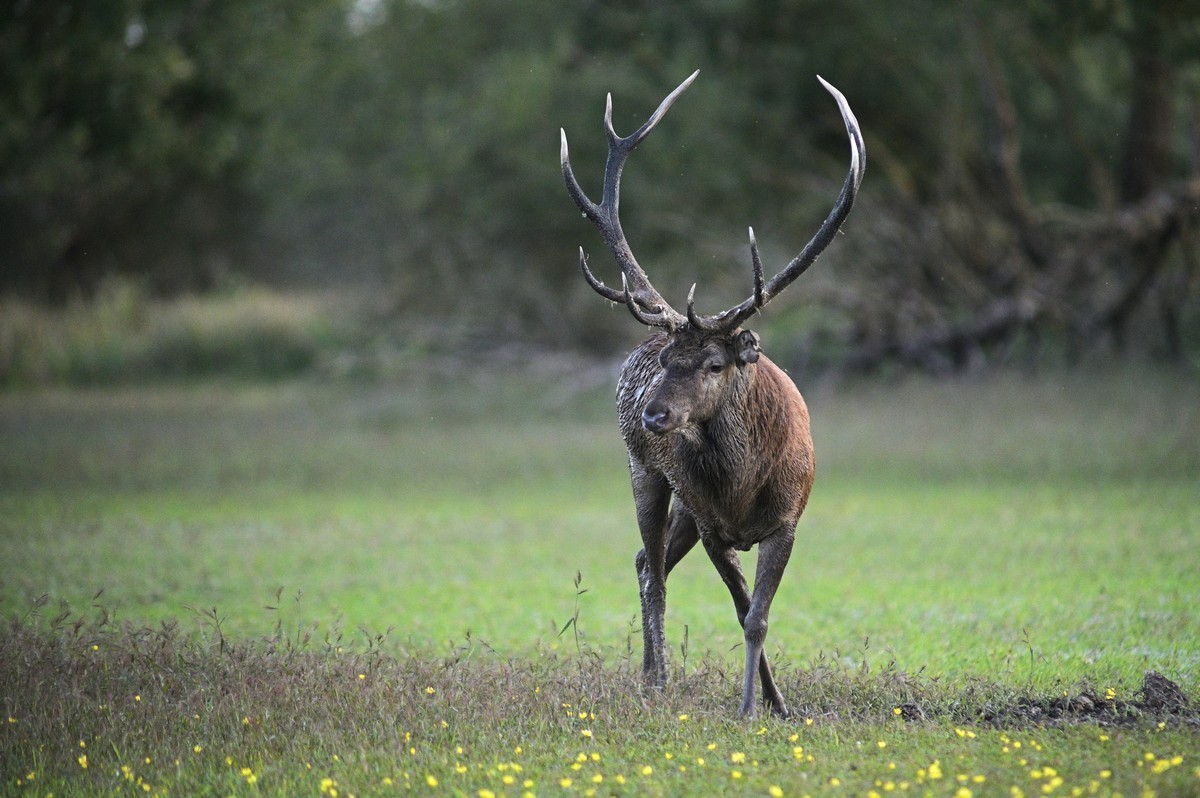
<box><xmin>631</xmin><ymin>466</ymin><xmax>672</xmax><ymax>687</ymax></box>
<box><xmin>741</xmin><ymin>529</ymin><xmax>795</xmax><ymax>718</ymax></box>
<box><xmin>635</xmin><ymin>504</ymin><xmax>700</xmax><ymax>686</ymax></box>
<box><xmin>702</xmin><ymin>532</ymin><xmax>793</xmax><ymax>718</ymax></box>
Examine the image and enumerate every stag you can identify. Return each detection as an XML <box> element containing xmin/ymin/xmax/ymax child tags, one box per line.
<box><xmin>560</xmin><ymin>71</ymin><xmax>864</xmax><ymax>717</ymax></box>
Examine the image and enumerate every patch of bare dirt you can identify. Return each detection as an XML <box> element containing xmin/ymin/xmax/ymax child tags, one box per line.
<box><xmin>975</xmin><ymin>671</ymin><xmax>1196</xmax><ymax>729</ymax></box>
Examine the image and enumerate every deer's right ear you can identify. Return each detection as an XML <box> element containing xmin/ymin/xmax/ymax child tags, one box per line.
<box><xmin>734</xmin><ymin>330</ymin><xmax>761</xmax><ymax>365</ymax></box>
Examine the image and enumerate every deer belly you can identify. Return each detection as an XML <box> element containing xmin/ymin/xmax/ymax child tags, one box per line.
<box><xmin>677</xmin><ymin>495</ymin><xmax>782</xmax><ymax>552</ymax></box>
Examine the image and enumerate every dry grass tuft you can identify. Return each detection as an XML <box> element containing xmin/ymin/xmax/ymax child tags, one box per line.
<box><xmin>0</xmin><ymin>282</ymin><xmax>357</xmax><ymax>385</ymax></box>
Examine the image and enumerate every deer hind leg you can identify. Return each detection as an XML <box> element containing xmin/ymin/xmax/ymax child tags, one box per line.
<box><xmin>702</xmin><ymin>532</ymin><xmax>794</xmax><ymax>718</ymax></box>
<box><xmin>631</xmin><ymin>467</ymin><xmax>672</xmax><ymax>687</ymax></box>
<box><xmin>664</xmin><ymin>505</ymin><xmax>700</xmax><ymax>576</ymax></box>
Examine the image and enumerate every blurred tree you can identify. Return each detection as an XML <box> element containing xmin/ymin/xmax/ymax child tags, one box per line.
<box><xmin>664</xmin><ymin>0</ymin><xmax>1200</xmax><ymax>371</ymax></box>
<box><xmin>0</xmin><ymin>0</ymin><xmax>322</xmax><ymax>296</ymax></box>
<box><xmin>830</xmin><ymin>0</ymin><xmax>1200</xmax><ymax>370</ymax></box>
<box><xmin>3</xmin><ymin>0</ymin><xmax>1197</xmax><ymax>366</ymax></box>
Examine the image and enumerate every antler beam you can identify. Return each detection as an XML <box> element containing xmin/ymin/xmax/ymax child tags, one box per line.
<box><xmin>561</xmin><ymin>71</ymin><xmax>700</xmax><ymax>331</ymax></box>
<box><xmin>563</xmin><ymin>72</ymin><xmax>864</xmax><ymax>334</ymax></box>
<box><xmin>687</xmin><ymin>76</ymin><xmax>866</xmax><ymax>332</ymax></box>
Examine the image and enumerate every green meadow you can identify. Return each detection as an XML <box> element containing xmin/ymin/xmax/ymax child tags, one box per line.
<box><xmin>2</xmin><ymin>365</ymin><xmax>1198</xmax><ymax>796</ymax></box>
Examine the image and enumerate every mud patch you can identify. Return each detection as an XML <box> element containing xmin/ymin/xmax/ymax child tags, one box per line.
<box><xmin>974</xmin><ymin>671</ymin><xmax>1195</xmax><ymax>729</ymax></box>
<box><xmin>1138</xmin><ymin>670</ymin><xmax>1190</xmax><ymax>713</ymax></box>
<box><xmin>783</xmin><ymin>663</ymin><xmax>1197</xmax><ymax>731</ymax></box>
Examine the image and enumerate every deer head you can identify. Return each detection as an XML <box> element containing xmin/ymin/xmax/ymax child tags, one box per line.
<box><xmin>638</xmin><ymin>326</ymin><xmax>761</xmax><ymax>434</ymax></box>
<box><xmin>560</xmin><ymin>69</ymin><xmax>865</xmax><ymax>341</ymax></box>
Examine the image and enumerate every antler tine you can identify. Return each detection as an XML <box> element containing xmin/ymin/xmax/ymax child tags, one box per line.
<box><xmin>562</xmin><ymin>71</ymin><xmax>700</xmax><ymax>331</ymax></box>
<box><xmin>689</xmin><ymin>76</ymin><xmax>867</xmax><ymax>333</ymax></box>
<box><xmin>621</xmin><ymin>274</ymin><xmax>665</xmax><ymax>326</ymax></box>
<box><xmin>561</xmin><ymin>129</ymin><xmax>599</xmax><ymax>224</ymax></box>
<box><xmin>605</xmin><ymin>69</ymin><xmax>700</xmax><ymax>155</ymax></box>
<box><xmin>748</xmin><ymin>226</ymin><xmax>765</xmax><ymax>309</ymax></box>
<box><xmin>688</xmin><ymin>226</ymin><xmax>766</xmax><ymax>331</ymax></box>
<box><xmin>579</xmin><ymin>248</ymin><xmax>623</xmax><ymax>303</ymax></box>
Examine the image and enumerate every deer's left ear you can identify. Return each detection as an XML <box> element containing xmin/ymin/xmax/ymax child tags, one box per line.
<box><xmin>734</xmin><ymin>329</ymin><xmax>761</xmax><ymax>365</ymax></box>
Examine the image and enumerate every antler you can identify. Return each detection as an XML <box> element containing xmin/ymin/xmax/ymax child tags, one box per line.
<box><xmin>561</xmin><ymin>71</ymin><xmax>699</xmax><ymax>331</ymax></box>
<box><xmin>687</xmin><ymin>76</ymin><xmax>866</xmax><ymax>333</ymax></box>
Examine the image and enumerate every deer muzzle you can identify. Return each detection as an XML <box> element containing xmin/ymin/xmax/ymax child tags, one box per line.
<box><xmin>642</xmin><ymin>402</ymin><xmax>686</xmax><ymax>434</ymax></box>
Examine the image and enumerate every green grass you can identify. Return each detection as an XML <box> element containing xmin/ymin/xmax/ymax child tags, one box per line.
<box><xmin>1</xmin><ymin>365</ymin><xmax>1198</xmax><ymax>795</ymax></box>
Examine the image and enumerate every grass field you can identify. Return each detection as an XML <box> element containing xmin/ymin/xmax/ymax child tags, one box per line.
<box><xmin>2</xmin><ymin>364</ymin><xmax>1198</xmax><ymax>796</ymax></box>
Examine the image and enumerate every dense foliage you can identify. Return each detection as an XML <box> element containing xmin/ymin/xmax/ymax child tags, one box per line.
<box><xmin>3</xmin><ymin>0</ymin><xmax>1199</xmax><ymax>367</ymax></box>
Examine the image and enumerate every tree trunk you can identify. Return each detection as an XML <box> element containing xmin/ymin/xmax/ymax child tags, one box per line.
<box><xmin>1105</xmin><ymin>14</ymin><xmax>1178</xmax><ymax>352</ymax></box>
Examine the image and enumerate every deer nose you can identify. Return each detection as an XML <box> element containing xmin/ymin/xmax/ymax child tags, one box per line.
<box><xmin>642</xmin><ymin>405</ymin><xmax>675</xmax><ymax>434</ymax></box>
